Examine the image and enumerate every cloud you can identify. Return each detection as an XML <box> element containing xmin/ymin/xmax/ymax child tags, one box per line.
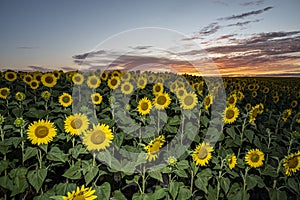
<box><xmin>217</xmin><ymin>6</ymin><xmax>273</xmax><ymax>20</ymax></box>
<box><xmin>17</xmin><ymin>46</ymin><xmax>38</xmax><ymax>50</ymax></box>
<box><xmin>240</xmin><ymin>0</ymin><xmax>267</xmax><ymax>6</ymax></box>
<box><xmin>226</xmin><ymin>19</ymin><xmax>261</xmax><ymax>27</ymax></box>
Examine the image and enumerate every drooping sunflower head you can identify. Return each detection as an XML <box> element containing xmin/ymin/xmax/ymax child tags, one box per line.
<box><xmin>283</xmin><ymin>151</ymin><xmax>300</xmax><ymax>176</ymax></box>
<box><xmin>100</xmin><ymin>71</ymin><xmax>109</xmax><ymax>81</ymax></box>
<box><xmin>138</xmin><ymin>97</ymin><xmax>152</xmax><ymax>115</ymax></box>
<box><xmin>245</xmin><ymin>149</ymin><xmax>264</xmax><ymax>168</ymax></box>
<box><xmin>153</xmin><ymin>93</ymin><xmax>171</xmax><ymax>110</ymax></box>
<box><xmin>121</xmin><ymin>82</ymin><xmax>134</xmax><ymax>95</ymax></box>
<box><xmin>64</xmin><ymin>113</ymin><xmax>89</xmax><ymax>136</ymax></box>
<box><xmin>29</xmin><ymin>80</ymin><xmax>40</xmax><ymax>90</ymax></box>
<box><xmin>72</xmin><ymin>73</ymin><xmax>85</xmax><ymax>85</ymax></box>
<box><xmin>180</xmin><ymin>92</ymin><xmax>198</xmax><ymax>110</ymax></box>
<box><xmin>192</xmin><ymin>142</ymin><xmax>214</xmax><ymax>166</ymax></box>
<box><xmin>41</xmin><ymin>91</ymin><xmax>51</xmax><ymax>100</ymax></box>
<box><xmin>197</xmin><ymin>81</ymin><xmax>204</xmax><ymax>95</ymax></box>
<box><xmin>0</xmin><ymin>88</ymin><xmax>10</xmax><ymax>99</ymax></box>
<box><xmin>62</xmin><ymin>185</ymin><xmax>97</xmax><ymax>200</ymax></box>
<box><xmin>41</xmin><ymin>73</ymin><xmax>57</xmax><ymax>88</ymax></box>
<box><xmin>4</xmin><ymin>71</ymin><xmax>17</xmax><ymax>82</ymax></box>
<box><xmin>296</xmin><ymin>112</ymin><xmax>300</xmax><ymax>124</ymax></box>
<box><xmin>249</xmin><ymin>106</ymin><xmax>259</xmax><ymax>123</ymax></box>
<box><xmin>107</xmin><ymin>76</ymin><xmax>121</xmax><ymax>90</ymax></box>
<box><xmin>227</xmin><ymin>154</ymin><xmax>237</xmax><ymax>170</ymax></box>
<box><xmin>204</xmin><ymin>94</ymin><xmax>213</xmax><ymax>110</ymax></box>
<box><xmin>59</xmin><ymin>93</ymin><xmax>73</xmax><ymax>107</ymax></box>
<box><xmin>27</xmin><ymin>119</ymin><xmax>57</xmax><ymax>145</ymax></box>
<box><xmin>87</xmin><ymin>75</ymin><xmax>101</xmax><ymax>89</ymax></box>
<box><xmin>144</xmin><ymin>135</ymin><xmax>166</xmax><ymax>162</ymax></box>
<box><xmin>83</xmin><ymin>123</ymin><xmax>114</xmax><ymax>151</ymax></box>
<box><xmin>153</xmin><ymin>83</ymin><xmax>164</xmax><ymax>95</ymax></box>
<box><xmin>15</xmin><ymin>91</ymin><xmax>26</xmax><ymax>101</ymax></box>
<box><xmin>227</xmin><ymin>93</ymin><xmax>237</xmax><ymax>106</ymax></box>
<box><xmin>282</xmin><ymin>109</ymin><xmax>292</xmax><ymax>122</ymax></box>
<box><xmin>223</xmin><ymin>106</ymin><xmax>239</xmax><ymax>124</ymax></box>
<box><xmin>257</xmin><ymin>103</ymin><xmax>264</xmax><ymax>114</ymax></box>
<box><xmin>91</xmin><ymin>93</ymin><xmax>103</xmax><ymax>105</ymax></box>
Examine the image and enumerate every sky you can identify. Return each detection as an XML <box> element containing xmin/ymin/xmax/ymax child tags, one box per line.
<box><xmin>0</xmin><ymin>0</ymin><xmax>299</xmax><ymax>76</ymax></box>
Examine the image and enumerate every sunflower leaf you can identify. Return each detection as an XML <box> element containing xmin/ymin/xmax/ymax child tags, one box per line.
<box><xmin>27</xmin><ymin>168</ymin><xmax>47</xmax><ymax>192</ymax></box>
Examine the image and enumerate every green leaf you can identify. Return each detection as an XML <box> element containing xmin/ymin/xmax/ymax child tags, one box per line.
<box><xmin>226</xmin><ymin>127</ymin><xmax>236</xmax><ymax>139</ymax></box>
<box><xmin>153</xmin><ymin>188</ymin><xmax>166</xmax><ymax>199</ymax></box>
<box><xmin>168</xmin><ymin>181</ymin><xmax>183</xmax><ymax>200</ymax></box>
<box><xmin>246</xmin><ymin>174</ymin><xmax>257</xmax><ymax>191</ymax></box>
<box><xmin>176</xmin><ymin>160</ymin><xmax>189</xmax><ymax>170</ymax></box>
<box><xmin>148</xmin><ymin>170</ymin><xmax>163</xmax><ymax>182</ymax></box>
<box><xmin>47</xmin><ymin>146</ymin><xmax>68</xmax><ymax>162</ymax></box>
<box><xmin>220</xmin><ymin>177</ymin><xmax>230</xmax><ymax>194</ymax></box>
<box><xmin>0</xmin><ymin>176</ymin><xmax>13</xmax><ymax>190</ymax></box>
<box><xmin>229</xmin><ymin>189</ymin><xmax>250</xmax><ymax>200</ymax></box>
<box><xmin>84</xmin><ymin>166</ymin><xmax>99</xmax><ymax>185</ymax></box>
<box><xmin>206</xmin><ymin>185</ymin><xmax>217</xmax><ymax>200</ymax></box>
<box><xmin>27</xmin><ymin>169</ymin><xmax>47</xmax><ymax>192</ymax></box>
<box><xmin>177</xmin><ymin>187</ymin><xmax>192</xmax><ymax>200</ymax></box>
<box><xmin>158</xmin><ymin>111</ymin><xmax>168</xmax><ymax>123</ymax></box>
<box><xmin>261</xmin><ymin>165</ymin><xmax>278</xmax><ymax>177</ymax></box>
<box><xmin>0</xmin><ymin>160</ymin><xmax>9</xmax><ymax>174</ymax></box>
<box><xmin>174</xmin><ymin>169</ymin><xmax>188</xmax><ymax>178</ymax></box>
<box><xmin>287</xmin><ymin>178</ymin><xmax>300</xmax><ymax>194</ymax></box>
<box><xmin>63</xmin><ymin>163</ymin><xmax>82</xmax><ymax>180</ymax></box>
<box><xmin>195</xmin><ymin>177</ymin><xmax>208</xmax><ymax>194</ymax></box>
<box><xmin>95</xmin><ymin>182</ymin><xmax>111</xmax><ymax>200</ymax></box>
<box><xmin>269</xmin><ymin>189</ymin><xmax>287</xmax><ymax>200</ymax></box>
<box><xmin>11</xmin><ymin>176</ymin><xmax>28</xmax><ymax>196</ymax></box>
<box><xmin>244</xmin><ymin>129</ymin><xmax>254</xmax><ymax>143</ymax></box>
<box><xmin>111</xmin><ymin>190</ymin><xmax>127</xmax><ymax>200</ymax></box>
<box><xmin>168</xmin><ymin>115</ymin><xmax>181</xmax><ymax>126</ymax></box>
<box><xmin>24</xmin><ymin>147</ymin><xmax>38</xmax><ymax>162</ymax></box>
<box><xmin>50</xmin><ymin>196</ymin><xmax>64</xmax><ymax>200</ymax></box>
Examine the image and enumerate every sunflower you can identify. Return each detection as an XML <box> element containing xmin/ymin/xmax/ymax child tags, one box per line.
<box><xmin>175</xmin><ymin>87</ymin><xmax>187</xmax><ymax>99</ymax></box>
<box><xmin>223</xmin><ymin>106</ymin><xmax>239</xmax><ymax>124</ymax></box>
<box><xmin>100</xmin><ymin>71</ymin><xmax>109</xmax><ymax>81</ymax></box>
<box><xmin>27</xmin><ymin>119</ymin><xmax>57</xmax><ymax>145</ymax></box>
<box><xmin>197</xmin><ymin>82</ymin><xmax>204</xmax><ymax>95</ymax></box>
<box><xmin>41</xmin><ymin>73</ymin><xmax>57</xmax><ymax>88</ymax></box>
<box><xmin>91</xmin><ymin>93</ymin><xmax>103</xmax><ymax>105</ymax></box>
<box><xmin>121</xmin><ymin>82</ymin><xmax>134</xmax><ymax>95</ymax></box>
<box><xmin>273</xmin><ymin>95</ymin><xmax>280</xmax><ymax>104</ymax></box>
<box><xmin>180</xmin><ymin>92</ymin><xmax>198</xmax><ymax>110</ymax></box>
<box><xmin>121</xmin><ymin>72</ymin><xmax>131</xmax><ymax>81</ymax></box>
<box><xmin>64</xmin><ymin>113</ymin><xmax>89</xmax><ymax>136</ymax></box>
<box><xmin>23</xmin><ymin>74</ymin><xmax>33</xmax><ymax>85</ymax></box>
<box><xmin>33</xmin><ymin>72</ymin><xmax>43</xmax><ymax>81</ymax></box>
<box><xmin>291</xmin><ymin>100</ymin><xmax>298</xmax><ymax>108</ymax></box>
<box><xmin>15</xmin><ymin>92</ymin><xmax>26</xmax><ymax>101</ymax></box>
<box><xmin>283</xmin><ymin>151</ymin><xmax>300</xmax><ymax>176</ymax></box>
<box><xmin>192</xmin><ymin>142</ymin><xmax>214</xmax><ymax>166</ymax></box>
<box><xmin>236</xmin><ymin>91</ymin><xmax>244</xmax><ymax>101</ymax></box>
<box><xmin>87</xmin><ymin>75</ymin><xmax>101</xmax><ymax>89</ymax></box>
<box><xmin>4</xmin><ymin>71</ymin><xmax>17</xmax><ymax>82</ymax></box>
<box><xmin>0</xmin><ymin>88</ymin><xmax>10</xmax><ymax>99</ymax></box>
<box><xmin>282</xmin><ymin>109</ymin><xmax>292</xmax><ymax>122</ymax></box>
<box><xmin>29</xmin><ymin>80</ymin><xmax>40</xmax><ymax>90</ymax></box>
<box><xmin>137</xmin><ymin>97</ymin><xmax>152</xmax><ymax>115</ymax></box>
<box><xmin>41</xmin><ymin>91</ymin><xmax>51</xmax><ymax>100</ymax></box>
<box><xmin>144</xmin><ymin>135</ymin><xmax>165</xmax><ymax>162</ymax></box>
<box><xmin>252</xmin><ymin>91</ymin><xmax>257</xmax><ymax>98</ymax></box>
<box><xmin>63</xmin><ymin>185</ymin><xmax>97</xmax><ymax>200</ymax></box>
<box><xmin>227</xmin><ymin>154</ymin><xmax>237</xmax><ymax>170</ymax></box>
<box><xmin>153</xmin><ymin>83</ymin><xmax>164</xmax><ymax>95</ymax></box>
<box><xmin>245</xmin><ymin>103</ymin><xmax>252</xmax><ymax>111</ymax></box>
<box><xmin>249</xmin><ymin>106</ymin><xmax>259</xmax><ymax>123</ymax></box>
<box><xmin>137</xmin><ymin>77</ymin><xmax>147</xmax><ymax>89</ymax></box>
<box><xmin>204</xmin><ymin>94</ymin><xmax>213</xmax><ymax>110</ymax></box>
<box><xmin>83</xmin><ymin>124</ymin><xmax>114</xmax><ymax>151</ymax></box>
<box><xmin>227</xmin><ymin>93</ymin><xmax>237</xmax><ymax>106</ymax></box>
<box><xmin>153</xmin><ymin>93</ymin><xmax>171</xmax><ymax>110</ymax></box>
<box><xmin>111</xmin><ymin>70</ymin><xmax>121</xmax><ymax>77</ymax></box>
<box><xmin>167</xmin><ymin>156</ymin><xmax>177</xmax><ymax>166</ymax></box>
<box><xmin>107</xmin><ymin>76</ymin><xmax>121</xmax><ymax>90</ymax></box>
<box><xmin>72</xmin><ymin>73</ymin><xmax>84</xmax><ymax>85</ymax></box>
<box><xmin>245</xmin><ymin>149</ymin><xmax>264</xmax><ymax>168</ymax></box>
<box><xmin>59</xmin><ymin>93</ymin><xmax>73</xmax><ymax>107</ymax></box>
<box><xmin>296</xmin><ymin>112</ymin><xmax>300</xmax><ymax>123</ymax></box>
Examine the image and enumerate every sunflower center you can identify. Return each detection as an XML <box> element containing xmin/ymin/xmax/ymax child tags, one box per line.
<box><xmin>75</xmin><ymin>76</ymin><xmax>82</xmax><ymax>82</ymax></box>
<box><xmin>141</xmin><ymin>102</ymin><xmax>149</xmax><ymax>110</ymax></box>
<box><xmin>111</xmin><ymin>79</ymin><xmax>118</xmax><ymax>86</ymax></box>
<box><xmin>0</xmin><ymin>90</ymin><xmax>8</xmax><ymax>96</ymax></box>
<box><xmin>90</xmin><ymin>78</ymin><xmax>98</xmax><ymax>85</ymax></box>
<box><xmin>149</xmin><ymin>141</ymin><xmax>161</xmax><ymax>154</ymax></box>
<box><xmin>25</xmin><ymin>77</ymin><xmax>31</xmax><ymax>82</ymax></box>
<box><xmin>124</xmin><ymin>84</ymin><xmax>130</xmax><ymax>91</ymax></box>
<box><xmin>288</xmin><ymin>157</ymin><xmax>298</xmax><ymax>168</ymax></box>
<box><xmin>178</xmin><ymin>90</ymin><xmax>184</xmax><ymax>97</ymax></box>
<box><xmin>93</xmin><ymin>95</ymin><xmax>99</xmax><ymax>102</ymax></box>
<box><xmin>228</xmin><ymin>97</ymin><xmax>234</xmax><ymax>104</ymax></box>
<box><xmin>73</xmin><ymin>195</ymin><xmax>85</xmax><ymax>200</ymax></box>
<box><xmin>251</xmin><ymin>154</ymin><xmax>259</xmax><ymax>162</ymax></box>
<box><xmin>139</xmin><ymin>80</ymin><xmax>145</xmax><ymax>86</ymax></box>
<box><xmin>226</xmin><ymin>109</ymin><xmax>234</xmax><ymax>119</ymax></box>
<box><xmin>31</xmin><ymin>82</ymin><xmax>37</xmax><ymax>87</ymax></box>
<box><xmin>35</xmin><ymin>126</ymin><xmax>49</xmax><ymax>138</ymax></box>
<box><xmin>157</xmin><ymin>96</ymin><xmax>167</xmax><ymax>105</ymax></box>
<box><xmin>184</xmin><ymin>96</ymin><xmax>194</xmax><ymax>106</ymax></box>
<box><xmin>8</xmin><ymin>73</ymin><xmax>15</xmax><ymax>79</ymax></box>
<box><xmin>91</xmin><ymin>130</ymin><xmax>106</xmax><ymax>144</ymax></box>
<box><xmin>197</xmin><ymin>148</ymin><xmax>208</xmax><ymax>159</ymax></box>
<box><xmin>63</xmin><ymin>96</ymin><xmax>70</xmax><ymax>103</ymax></box>
<box><xmin>71</xmin><ymin>118</ymin><xmax>83</xmax><ymax>129</ymax></box>
<box><xmin>155</xmin><ymin>85</ymin><xmax>161</xmax><ymax>93</ymax></box>
<box><xmin>45</xmin><ymin>76</ymin><xmax>54</xmax><ymax>83</ymax></box>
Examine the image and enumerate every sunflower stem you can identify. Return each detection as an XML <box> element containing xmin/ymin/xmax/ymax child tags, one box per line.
<box><xmin>190</xmin><ymin>169</ymin><xmax>194</xmax><ymax>193</ymax></box>
<box><xmin>141</xmin><ymin>164</ymin><xmax>146</xmax><ymax>194</ymax></box>
<box><xmin>180</xmin><ymin>113</ymin><xmax>185</xmax><ymax>145</ymax></box>
<box><xmin>237</xmin><ymin>118</ymin><xmax>247</xmax><ymax>158</ymax></box>
<box><xmin>157</xmin><ymin>111</ymin><xmax>160</xmax><ymax>135</ymax></box>
<box><xmin>20</xmin><ymin>127</ymin><xmax>25</xmax><ymax>165</ymax></box>
<box><xmin>0</xmin><ymin>125</ymin><xmax>7</xmax><ymax>200</ymax></box>
<box><xmin>242</xmin><ymin>167</ymin><xmax>249</xmax><ymax>191</ymax></box>
<box><xmin>92</xmin><ymin>152</ymin><xmax>96</xmax><ymax>167</ymax></box>
<box><xmin>38</xmin><ymin>149</ymin><xmax>42</xmax><ymax>169</ymax></box>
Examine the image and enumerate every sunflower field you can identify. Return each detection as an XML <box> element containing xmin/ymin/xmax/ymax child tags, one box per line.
<box><xmin>0</xmin><ymin>70</ymin><xmax>299</xmax><ymax>200</ymax></box>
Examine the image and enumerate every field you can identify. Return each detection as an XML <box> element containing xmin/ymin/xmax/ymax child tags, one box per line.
<box><xmin>0</xmin><ymin>70</ymin><xmax>300</xmax><ymax>200</ymax></box>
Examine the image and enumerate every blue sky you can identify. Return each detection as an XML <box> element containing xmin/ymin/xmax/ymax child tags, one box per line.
<box><xmin>0</xmin><ymin>0</ymin><xmax>299</xmax><ymax>76</ymax></box>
